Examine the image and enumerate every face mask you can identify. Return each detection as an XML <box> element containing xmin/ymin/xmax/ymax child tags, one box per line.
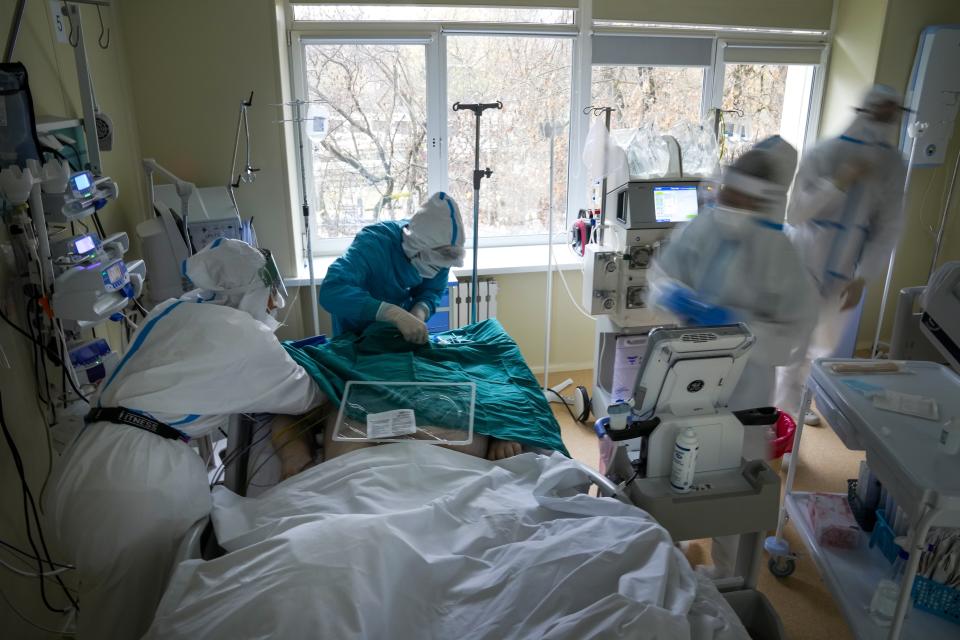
<box><xmin>411</xmin><ymin>256</ymin><xmax>441</xmax><ymax>279</ymax></box>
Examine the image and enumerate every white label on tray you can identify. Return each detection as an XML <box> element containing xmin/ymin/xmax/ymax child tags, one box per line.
<box><xmin>366</xmin><ymin>409</ymin><xmax>417</xmax><ymax>438</ymax></box>
<box><xmin>872</xmin><ymin>390</ymin><xmax>940</xmax><ymax>421</ymax></box>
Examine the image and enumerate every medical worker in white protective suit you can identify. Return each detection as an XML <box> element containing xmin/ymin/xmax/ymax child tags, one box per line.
<box><xmin>47</xmin><ymin>239</ymin><xmax>326</xmax><ymax>640</ymax></box>
<box><xmin>648</xmin><ymin>137</ymin><xmax>820</xmax><ymax>579</ymax></box>
<box><xmin>775</xmin><ymin>84</ymin><xmax>907</xmax><ymax>425</ymax></box>
<box><xmin>648</xmin><ymin>136</ymin><xmax>820</xmax><ymax>411</ymax></box>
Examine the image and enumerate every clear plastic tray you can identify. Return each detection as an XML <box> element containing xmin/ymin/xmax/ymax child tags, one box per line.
<box><xmin>331</xmin><ymin>381</ymin><xmax>476</xmax><ymax>445</ymax></box>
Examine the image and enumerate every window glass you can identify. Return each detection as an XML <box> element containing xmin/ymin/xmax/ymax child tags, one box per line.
<box><xmin>447</xmin><ymin>35</ymin><xmax>573</xmax><ymax>239</ymax></box>
<box><xmin>720</xmin><ymin>63</ymin><xmax>815</xmax><ymax>163</ymax></box>
<box><xmin>293</xmin><ymin>4</ymin><xmax>574</xmax><ymax>24</ymax></box>
<box><xmin>591</xmin><ymin>66</ymin><xmax>705</xmax><ymax>132</ymax></box>
<box><xmin>303</xmin><ymin>43</ymin><xmax>428</xmax><ymax>240</ymax></box>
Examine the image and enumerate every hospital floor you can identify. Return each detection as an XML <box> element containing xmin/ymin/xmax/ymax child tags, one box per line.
<box><xmin>542</xmin><ymin>370</ymin><xmax>859</xmax><ymax>640</ymax></box>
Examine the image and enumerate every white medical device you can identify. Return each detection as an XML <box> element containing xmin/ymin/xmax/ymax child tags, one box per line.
<box><xmin>47</xmin><ymin>170</ymin><xmax>119</xmax><ymax>223</ymax></box>
<box><xmin>919</xmin><ymin>262</ymin><xmax>960</xmax><ymax>372</ymax></box>
<box><xmin>600</xmin><ymin>324</ymin><xmax>781</xmax><ymax>569</ymax></box>
<box><xmin>51</xmin><ymin>230</ymin><xmax>145</xmax><ymax>325</ymax></box>
<box><xmin>583</xmin><ymin>177</ymin><xmax>701</xmax><ymax>416</ymax></box>
<box><xmin>901</xmin><ymin>25</ymin><xmax>960</xmax><ymax>167</ymax></box>
<box><xmin>618</xmin><ymin>324</ymin><xmax>754</xmax><ymax>477</ymax></box>
<box><xmin>888</xmin><ymin>262</ymin><xmax>960</xmax><ymax>372</ymax></box>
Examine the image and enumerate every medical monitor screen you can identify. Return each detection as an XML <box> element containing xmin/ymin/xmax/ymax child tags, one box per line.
<box><xmin>653</xmin><ymin>186</ymin><xmax>698</xmax><ymax>223</ymax></box>
<box><xmin>73</xmin><ymin>235</ymin><xmax>96</xmax><ymax>255</ymax></box>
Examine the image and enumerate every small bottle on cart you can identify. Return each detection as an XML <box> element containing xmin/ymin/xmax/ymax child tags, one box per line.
<box><xmin>670</xmin><ymin>427</ymin><xmax>699</xmax><ymax>493</ymax></box>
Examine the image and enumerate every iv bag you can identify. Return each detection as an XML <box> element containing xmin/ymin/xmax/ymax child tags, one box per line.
<box><xmin>670</xmin><ymin>121</ymin><xmax>719</xmax><ymax>177</ymax></box>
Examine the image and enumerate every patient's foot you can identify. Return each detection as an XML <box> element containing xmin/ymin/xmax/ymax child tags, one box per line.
<box><xmin>486</xmin><ymin>438</ymin><xmax>522</xmax><ymax>461</ymax></box>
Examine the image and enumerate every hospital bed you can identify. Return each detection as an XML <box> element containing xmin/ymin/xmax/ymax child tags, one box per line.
<box><xmin>160</xmin><ymin>443</ymin><xmax>759</xmax><ymax>640</ymax></box>
<box><xmin>146</xmin><ymin>329</ymin><xmax>787</xmax><ymax>639</ymax></box>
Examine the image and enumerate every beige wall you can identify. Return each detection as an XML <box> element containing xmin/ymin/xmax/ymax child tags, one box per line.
<box><xmin>117</xmin><ymin>0</ymin><xmax>298</xmax><ymax>274</ymax></box>
<box><xmin>817</xmin><ymin>0</ymin><xmax>887</xmax><ymax>139</ymax></box>
<box><xmin>852</xmin><ymin>0</ymin><xmax>960</xmax><ymax>348</ymax></box>
<box><xmin>0</xmin><ymin>2</ymin><xmax>144</xmax><ymax>636</ymax></box>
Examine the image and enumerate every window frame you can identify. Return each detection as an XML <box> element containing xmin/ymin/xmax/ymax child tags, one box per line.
<box><xmin>286</xmin><ymin>6</ymin><xmax>829</xmax><ymax>258</ymax></box>
<box><xmin>709</xmin><ymin>38</ymin><xmax>829</xmax><ymax>155</ymax></box>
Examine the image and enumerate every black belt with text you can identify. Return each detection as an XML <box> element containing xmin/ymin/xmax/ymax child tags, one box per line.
<box><xmin>85</xmin><ymin>407</ymin><xmax>191</xmax><ymax>443</ymax></box>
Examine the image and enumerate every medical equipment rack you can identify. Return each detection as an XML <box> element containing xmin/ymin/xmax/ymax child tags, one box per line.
<box><xmin>768</xmin><ymin>359</ymin><xmax>960</xmax><ymax>640</ymax></box>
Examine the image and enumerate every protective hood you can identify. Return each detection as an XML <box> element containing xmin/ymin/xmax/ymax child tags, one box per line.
<box><xmin>845</xmin><ymin>84</ymin><xmax>904</xmax><ymax>146</ymax></box>
<box><xmin>183</xmin><ymin>238</ymin><xmax>279</xmax><ymax>329</ymax></box>
<box><xmin>721</xmin><ymin>135</ymin><xmax>797</xmax><ymax>223</ymax></box>
<box><xmin>402</xmin><ymin>192</ymin><xmax>466</xmax><ymax>277</ymax></box>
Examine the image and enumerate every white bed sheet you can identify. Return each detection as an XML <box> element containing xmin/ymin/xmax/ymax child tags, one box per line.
<box><xmin>146</xmin><ymin>444</ymin><xmax>749</xmax><ymax>640</ymax></box>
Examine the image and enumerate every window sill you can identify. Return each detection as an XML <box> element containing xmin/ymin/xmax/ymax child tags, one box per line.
<box><xmin>283</xmin><ymin>243</ymin><xmax>583</xmax><ymax>287</ymax></box>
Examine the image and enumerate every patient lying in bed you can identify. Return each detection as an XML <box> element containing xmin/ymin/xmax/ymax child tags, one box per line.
<box><xmin>272</xmin><ymin>319</ymin><xmax>567</xmax><ymax>477</ymax></box>
<box><xmin>271</xmin><ymin>413</ymin><xmax>520</xmax><ymax>480</ymax></box>
<box><xmin>147</xmin><ymin>444</ymin><xmax>751</xmax><ymax>639</ymax></box>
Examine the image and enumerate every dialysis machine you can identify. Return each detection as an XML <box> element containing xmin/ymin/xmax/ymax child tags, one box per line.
<box><xmin>580</xmin><ymin>150</ymin><xmax>781</xmax><ymax>587</ymax></box>
<box><xmin>583</xmin><ymin>177</ymin><xmax>701</xmax><ymax>416</ymax></box>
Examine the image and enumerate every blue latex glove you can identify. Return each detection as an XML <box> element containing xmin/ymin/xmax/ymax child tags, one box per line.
<box><xmin>659</xmin><ymin>283</ymin><xmax>737</xmax><ymax>326</ymax></box>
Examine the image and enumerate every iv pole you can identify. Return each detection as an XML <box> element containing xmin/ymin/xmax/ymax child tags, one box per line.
<box><xmin>277</xmin><ymin>99</ymin><xmax>321</xmax><ymax>336</ymax></box>
<box><xmin>452</xmin><ymin>100</ymin><xmax>502</xmax><ymax>323</ymax></box>
<box><xmin>871</xmin><ymin>121</ymin><xmax>927</xmax><ymax>358</ymax></box>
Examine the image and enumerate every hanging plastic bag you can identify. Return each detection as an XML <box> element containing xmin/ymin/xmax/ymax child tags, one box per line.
<box><xmin>669</xmin><ymin>121</ymin><xmax>719</xmax><ymax>177</ymax></box>
<box><xmin>583</xmin><ymin>119</ymin><xmax>627</xmax><ymax>181</ymax></box>
<box><xmin>610</xmin><ymin>126</ymin><xmax>669</xmax><ymax>179</ymax></box>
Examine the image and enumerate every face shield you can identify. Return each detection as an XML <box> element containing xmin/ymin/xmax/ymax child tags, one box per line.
<box><xmin>258</xmin><ymin>248</ymin><xmax>287</xmax><ymax>309</ymax></box>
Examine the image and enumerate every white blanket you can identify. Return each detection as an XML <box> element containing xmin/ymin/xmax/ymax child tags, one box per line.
<box><xmin>146</xmin><ymin>444</ymin><xmax>749</xmax><ymax>640</ymax></box>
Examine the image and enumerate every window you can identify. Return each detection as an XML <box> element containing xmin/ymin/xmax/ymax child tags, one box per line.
<box><xmin>447</xmin><ymin>35</ymin><xmax>573</xmax><ymax>240</ymax></box>
<box><xmin>303</xmin><ymin>42</ymin><xmax>429</xmax><ymax>241</ymax></box>
<box><xmin>591</xmin><ymin>66</ymin><xmax>706</xmax><ymax>132</ymax></box>
<box><xmin>292</xmin><ymin>4</ymin><xmax>574</xmax><ymax>24</ymax></box>
<box><xmin>289</xmin><ymin>11</ymin><xmax>827</xmax><ymax>256</ymax></box>
<box><xmin>719</xmin><ymin>63</ymin><xmax>816</xmax><ymax>163</ymax></box>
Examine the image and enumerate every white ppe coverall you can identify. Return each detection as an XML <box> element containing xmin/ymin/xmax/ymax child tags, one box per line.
<box><xmin>775</xmin><ymin>113</ymin><xmax>906</xmax><ymax>418</ymax></box>
<box><xmin>47</xmin><ymin>298</ymin><xmax>324</xmax><ymax>640</ymax></box>
<box><xmin>649</xmin><ymin>206</ymin><xmax>820</xmax><ymax>411</ymax></box>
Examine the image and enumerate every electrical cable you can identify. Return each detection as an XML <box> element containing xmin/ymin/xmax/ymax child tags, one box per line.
<box><xmin>246</xmin><ymin>418</ymin><xmax>324</xmax><ymax>491</ymax></box>
<box><xmin>92</xmin><ymin>212</ymin><xmax>106</xmax><ymax>239</ymax></box>
<box><xmin>53</xmin><ymin>319</ymin><xmax>89</xmax><ymax>404</ymax></box>
<box><xmin>0</xmin><ymin>556</ymin><xmax>72</xmax><ymax>578</ymax></box>
<box><xmin>0</xmin><ymin>540</ymin><xmax>73</xmax><ymax>569</ymax></box>
<box><xmin>549</xmin><ymin>236</ymin><xmax>596</xmax><ymax>322</ymax></box>
<box><xmin>543</xmin><ymin>387</ymin><xmax>581</xmax><ymax>424</ymax></box>
<box><xmin>211</xmin><ymin>410</ymin><xmax>325</xmax><ymax>489</ymax></box>
<box><xmin>0</xmin><ymin>392</ymin><xmax>73</xmax><ymax>613</ymax></box>
<box><xmin>132</xmin><ymin>297</ymin><xmax>149</xmax><ymax>317</ymax></box>
<box><xmin>0</xmin><ymin>588</ymin><xmax>75</xmax><ymax>636</ymax></box>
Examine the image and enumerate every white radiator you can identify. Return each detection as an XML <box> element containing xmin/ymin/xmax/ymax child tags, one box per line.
<box><xmin>451</xmin><ymin>279</ymin><xmax>498</xmax><ymax>328</ymax></box>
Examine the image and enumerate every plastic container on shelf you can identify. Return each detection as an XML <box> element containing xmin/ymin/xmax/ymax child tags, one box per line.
<box><xmin>869</xmin><ymin>509</ymin><xmax>903</xmax><ymax>564</ymax></box>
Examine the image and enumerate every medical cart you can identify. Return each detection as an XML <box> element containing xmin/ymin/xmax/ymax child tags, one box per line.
<box><xmin>768</xmin><ymin>359</ymin><xmax>960</xmax><ymax>640</ymax></box>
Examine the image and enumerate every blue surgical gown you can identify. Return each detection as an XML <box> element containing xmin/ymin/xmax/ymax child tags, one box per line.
<box><xmin>319</xmin><ymin>220</ymin><xmax>450</xmax><ymax>335</ymax></box>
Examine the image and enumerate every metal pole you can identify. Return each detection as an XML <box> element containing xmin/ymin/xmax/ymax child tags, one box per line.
<box><xmin>2</xmin><ymin>0</ymin><xmax>27</xmax><ymax>63</ymax></box>
<box><xmin>68</xmin><ymin>4</ymin><xmax>102</xmax><ymax>174</ymax></box>
<box><xmin>293</xmin><ymin>100</ymin><xmax>320</xmax><ymax>336</ymax></box>
<box><xmin>597</xmin><ymin>108</ymin><xmax>613</xmax><ymax>245</ymax></box>
<box><xmin>543</xmin><ymin>125</ymin><xmax>556</xmax><ymax>389</ymax></box>
<box><xmin>872</xmin><ymin>126</ymin><xmax>923</xmax><ymax>358</ymax></box>
<box><xmin>452</xmin><ymin>101</ymin><xmax>501</xmax><ymax>324</ymax></box>
<box><xmin>471</xmin><ymin>113</ymin><xmax>481</xmax><ymax>324</ymax></box>
<box><xmin>928</xmin><ymin>148</ymin><xmax>960</xmax><ymax>278</ymax></box>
